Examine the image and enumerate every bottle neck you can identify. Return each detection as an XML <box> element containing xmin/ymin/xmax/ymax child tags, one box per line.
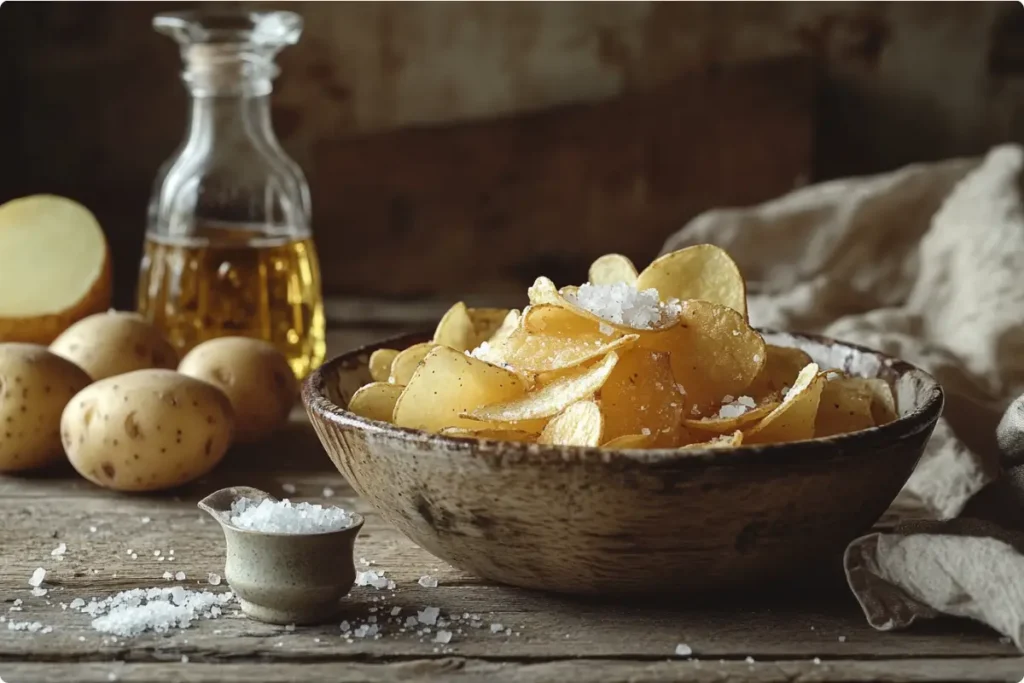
<box><xmin>185</xmin><ymin>93</ymin><xmax>278</xmax><ymax>149</ymax></box>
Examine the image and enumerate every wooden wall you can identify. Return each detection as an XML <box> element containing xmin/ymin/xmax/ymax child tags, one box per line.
<box><xmin>1</xmin><ymin>2</ymin><xmax>1021</xmax><ymax>305</ymax></box>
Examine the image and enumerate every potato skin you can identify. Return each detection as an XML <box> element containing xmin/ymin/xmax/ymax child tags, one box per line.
<box><xmin>61</xmin><ymin>369</ymin><xmax>234</xmax><ymax>492</ymax></box>
<box><xmin>177</xmin><ymin>337</ymin><xmax>298</xmax><ymax>443</ymax></box>
<box><xmin>50</xmin><ymin>311</ymin><xmax>177</xmax><ymax>381</ymax></box>
<box><xmin>0</xmin><ymin>343</ymin><xmax>91</xmax><ymax>471</ymax></box>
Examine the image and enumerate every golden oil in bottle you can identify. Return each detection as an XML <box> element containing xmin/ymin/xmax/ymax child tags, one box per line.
<box><xmin>136</xmin><ymin>226</ymin><xmax>326</xmax><ymax>380</ymax></box>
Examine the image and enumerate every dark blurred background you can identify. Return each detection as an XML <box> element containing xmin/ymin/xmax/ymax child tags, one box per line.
<box><xmin>2</xmin><ymin>1</ymin><xmax>1023</xmax><ymax>309</ymax></box>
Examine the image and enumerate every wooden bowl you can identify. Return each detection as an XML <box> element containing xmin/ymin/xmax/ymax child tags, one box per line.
<box><xmin>302</xmin><ymin>330</ymin><xmax>943</xmax><ymax>597</ymax></box>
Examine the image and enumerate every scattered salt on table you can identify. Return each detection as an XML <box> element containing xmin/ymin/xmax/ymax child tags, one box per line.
<box><xmin>391</xmin><ymin>607</ymin><xmax>401</xmax><ymax>616</ymax></box>
<box><xmin>838</xmin><ymin>635</ymin><xmax>847</xmax><ymax>642</ymax></box>
<box><xmin>229</xmin><ymin>497</ymin><xmax>352</xmax><ymax>534</ymax></box>
<box><xmin>28</xmin><ymin>568</ymin><xmax>46</xmax><ymax>587</ymax></box>
<box><xmin>141</xmin><ymin>517</ymin><xmax>151</xmax><ymax>524</ymax></box>
<box><xmin>207</xmin><ymin>573</ymin><xmax>222</xmax><ymax>586</ymax></box>
<box><xmin>490</xmin><ymin>623</ymin><xmax>504</xmax><ymax>633</ymax></box>
<box><xmin>7</xmin><ymin>620</ymin><xmax>45</xmax><ymax>632</ymax></box>
<box><xmin>77</xmin><ymin>586</ymin><xmax>234</xmax><ymax>637</ymax></box>
<box><xmin>51</xmin><ymin>543</ymin><xmax>67</xmax><ymax>557</ymax></box>
<box><xmin>175</xmin><ymin>572</ymin><xmax>186</xmax><ymax>581</ymax></box>
<box><xmin>434</xmin><ymin>630</ymin><xmax>452</xmax><ymax>644</ymax></box>
<box><xmin>30</xmin><ymin>587</ymin><xmax>47</xmax><ymax>597</ymax></box>
<box><xmin>88</xmin><ymin>526</ymin><xmax>97</xmax><ymax>533</ymax></box>
<box><xmin>418</xmin><ymin>575</ymin><xmax>438</xmax><ymax>588</ymax></box>
<box><xmin>813</xmin><ymin>657</ymin><xmax>822</xmax><ymax>664</ymax></box>
<box><xmin>674</xmin><ymin>643</ymin><xmax>692</xmax><ymax>657</ymax></box>
<box><xmin>356</xmin><ymin>570</ymin><xmax>391</xmax><ymax>590</ymax></box>
<box><xmin>417</xmin><ymin>607</ymin><xmax>440</xmax><ymax>625</ymax></box>
<box><xmin>162</xmin><ymin>572</ymin><xmax>173</xmax><ymax>581</ymax></box>
<box><xmin>70</xmin><ymin>598</ymin><xmax>85</xmax><ymax>609</ymax></box>
<box><xmin>745</xmin><ymin>656</ymin><xmax>755</xmax><ymax>664</ymax></box>
<box><xmin>180</xmin><ymin>655</ymin><xmax>189</xmax><ymax>663</ymax></box>
<box><xmin>322</xmin><ymin>487</ymin><xmax>335</xmax><ymax>498</ymax></box>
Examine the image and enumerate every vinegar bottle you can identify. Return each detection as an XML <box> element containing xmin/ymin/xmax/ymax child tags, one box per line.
<box><xmin>137</xmin><ymin>10</ymin><xmax>325</xmax><ymax>380</ymax></box>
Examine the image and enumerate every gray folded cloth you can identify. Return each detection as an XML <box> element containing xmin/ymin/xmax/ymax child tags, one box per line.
<box><xmin>661</xmin><ymin>145</ymin><xmax>1024</xmax><ymax>647</ymax></box>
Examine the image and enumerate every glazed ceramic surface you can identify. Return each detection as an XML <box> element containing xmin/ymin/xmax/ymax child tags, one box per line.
<box><xmin>199</xmin><ymin>486</ymin><xmax>364</xmax><ymax>624</ymax></box>
<box><xmin>302</xmin><ymin>331</ymin><xmax>943</xmax><ymax>596</ymax></box>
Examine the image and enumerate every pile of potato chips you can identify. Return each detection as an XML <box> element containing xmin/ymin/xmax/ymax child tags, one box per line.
<box><xmin>348</xmin><ymin>245</ymin><xmax>898</xmax><ymax>449</ymax></box>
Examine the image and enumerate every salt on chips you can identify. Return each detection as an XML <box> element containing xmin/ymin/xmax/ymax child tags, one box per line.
<box><xmin>599</xmin><ymin>348</ymin><xmax>683</xmax><ymax>446</ymax></box>
<box><xmin>588</xmin><ymin>253</ymin><xmax>638</xmax><ymax>287</ymax></box>
<box><xmin>466</xmin><ymin>351</ymin><xmax>619</xmax><ymax>423</ymax></box>
<box><xmin>348</xmin><ymin>382</ymin><xmax>404</xmax><ymax>423</ymax></box>
<box><xmin>393</xmin><ymin>347</ymin><xmax>532</xmax><ymax>433</ymax></box>
<box><xmin>528</xmin><ymin>276</ymin><xmax>679</xmax><ymax>332</ymax></box>
<box><xmin>683</xmin><ymin>399</ymin><xmax>779</xmax><ymax>434</ymax></box>
<box><xmin>743</xmin><ymin>363</ymin><xmax>824</xmax><ymax>444</ymax></box>
<box><xmin>636</xmin><ymin>244</ymin><xmax>747</xmax><ymax>319</ymax></box>
<box><xmin>538</xmin><ymin>400</ymin><xmax>604</xmax><ymax>447</ymax></box>
<box><xmin>680</xmin><ymin>431</ymin><xmax>744</xmax><ymax>450</ymax></box>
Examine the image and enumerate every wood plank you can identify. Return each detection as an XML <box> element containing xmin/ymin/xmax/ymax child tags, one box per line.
<box><xmin>5</xmin><ymin>658</ymin><xmax>1024</xmax><ymax>683</ymax></box>
<box><xmin>0</xmin><ymin>477</ymin><xmax>1015</xmax><ymax>661</ymax></box>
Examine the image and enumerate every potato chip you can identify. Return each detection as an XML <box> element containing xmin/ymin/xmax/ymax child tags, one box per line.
<box><xmin>602</xmin><ymin>433</ymin><xmax>655</xmax><ymax>449</ymax></box>
<box><xmin>680</xmin><ymin>430</ymin><xmax>744</xmax><ymax>450</ymax></box>
<box><xmin>641</xmin><ymin>300</ymin><xmax>766</xmax><ymax>409</ymax></box>
<box><xmin>433</xmin><ymin>302</ymin><xmax>512</xmax><ymax>353</ymax></box>
<box><xmin>393</xmin><ymin>347</ymin><xmax>529</xmax><ymax>433</ymax></box>
<box><xmin>538</xmin><ymin>400</ymin><xmax>604</xmax><ymax>447</ymax></box>
<box><xmin>861</xmin><ymin>378</ymin><xmax>898</xmax><ymax>425</ymax></box>
<box><xmin>682</xmin><ymin>399</ymin><xmax>779</xmax><ymax>434</ymax></box>
<box><xmin>746</xmin><ymin>345</ymin><xmax>813</xmax><ymax>400</ymax></box>
<box><xmin>588</xmin><ymin>253</ymin><xmax>638</xmax><ymax>287</ymax></box>
<box><xmin>389</xmin><ymin>342</ymin><xmax>436</xmax><ymax>385</ymax></box>
<box><xmin>636</xmin><ymin>244</ymin><xmax>747</xmax><ymax>318</ymax></box>
<box><xmin>347</xmin><ymin>382</ymin><xmax>404</xmax><ymax>423</ymax></box>
<box><xmin>743</xmin><ymin>363</ymin><xmax>824</xmax><ymax>444</ymax></box>
<box><xmin>522</xmin><ymin>304</ymin><xmax>607</xmax><ymax>338</ymax></box>
<box><xmin>368</xmin><ymin>348</ymin><xmax>399</xmax><ymax>383</ymax></box>
<box><xmin>815</xmin><ymin>377</ymin><xmax>876</xmax><ymax>438</ymax></box>
<box><xmin>440</xmin><ymin>427</ymin><xmax>537</xmax><ymax>443</ymax></box>
<box><xmin>488</xmin><ymin>309</ymin><xmax>521</xmax><ymax>345</ymax></box>
<box><xmin>599</xmin><ymin>348</ymin><xmax>683</xmax><ymax>446</ymax></box>
<box><xmin>466</xmin><ymin>351</ymin><xmax>619</xmax><ymax>422</ymax></box>
<box><xmin>487</xmin><ymin>324</ymin><xmax>638</xmax><ymax>374</ymax></box>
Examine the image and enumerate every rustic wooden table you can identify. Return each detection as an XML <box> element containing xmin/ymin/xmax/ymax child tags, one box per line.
<box><xmin>2</xmin><ymin>322</ymin><xmax>1023</xmax><ymax>683</ymax></box>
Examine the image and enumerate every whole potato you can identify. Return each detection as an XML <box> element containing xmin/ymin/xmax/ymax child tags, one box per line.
<box><xmin>61</xmin><ymin>369</ymin><xmax>234</xmax><ymax>492</ymax></box>
<box><xmin>177</xmin><ymin>337</ymin><xmax>298</xmax><ymax>443</ymax></box>
<box><xmin>50</xmin><ymin>311</ymin><xmax>177</xmax><ymax>381</ymax></box>
<box><xmin>0</xmin><ymin>343</ymin><xmax>91</xmax><ymax>471</ymax></box>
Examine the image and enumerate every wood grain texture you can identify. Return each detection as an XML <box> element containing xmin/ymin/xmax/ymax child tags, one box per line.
<box><xmin>5</xmin><ymin>659</ymin><xmax>1024</xmax><ymax>683</ymax></box>
<box><xmin>0</xmin><ymin>323</ymin><xmax>1012</xmax><ymax>681</ymax></box>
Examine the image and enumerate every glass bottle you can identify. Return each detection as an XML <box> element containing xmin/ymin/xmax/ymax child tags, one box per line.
<box><xmin>137</xmin><ymin>10</ymin><xmax>325</xmax><ymax>380</ymax></box>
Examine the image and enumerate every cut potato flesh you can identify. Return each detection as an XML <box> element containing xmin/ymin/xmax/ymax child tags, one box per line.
<box><xmin>0</xmin><ymin>195</ymin><xmax>111</xmax><ymax>344</ymax></box>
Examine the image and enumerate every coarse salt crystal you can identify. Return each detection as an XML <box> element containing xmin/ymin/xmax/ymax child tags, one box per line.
<box><xmin>30</xmin><ymin>587</ymin><xmax>47</xmax><ymax>597</ymax></box>
<box><xmin>674</xmin><ymin>643</ymin><xmax>692</xmax><ymax>656</ymax></box>
<box><xmin>752</xmin><ymin>354</ymin><xmax>761</xmax><ymax>363</ymax></box>
<box><xmin>229</xmin><ymin>497</ymin><xmax>352</xmax><ymax>534</ymax></box>
<box><xmin>391</xmin><ymin>606</ymin><xmax>401</xmax><ymax>616</ymax></box>
<box><xmin>207</xmin><ymin>573</ymin><xmax>222</xmax><ymax>586</ymax></box>
<box><xmin>838</xmin><ymin>635</ymin><xmax>846</xmax><ymax>642</ymax></box>
<box><xmin>417</xmin><ymin>606</ymin><xmax>440</xmax><ymax>625</ymax></box>
<box><xmin>418</xmin><ymin>575</ymin><xmax>438</xmax><ymax>588</ymax></box>
<box><xmin>281</xmin><ymin>483</ymin><xmax>297</xmax><ymax>494</ymax></box>
<box><xmin>70</xmin><ymin>598</ymin><xmax>85</xmax><ymax>609</ymax></box>
<box><xmin>640</xmin><ymin>427</ymin><xmax>651</xmax><ymax>435</ymax></box>
<box><xmin>355</xmin><ymin>570</ymin><xmax>391</xmax><ymax>590</ymax></box>
<box><xmin>7</xmin><ymin>620</ymin><xmax>45</xmax><ymax>632</ymax></box>
<box><xmin>434</xmin><ymin>630</ymin><xmax>452</xmax><ymax>644</ymax></box>
<box><xmin>745</xmin><ymin>656</ymin><xmax>755</xmax><ymax>664</ymax></box>
<box><xmin>28</xmin><ymin>568</ymin><xmax>46</xmax><ymax>587</ymax></box>
<box><xmin>180</xmin><ymin>655</ymin><xmax>189</xmax><ymax>663</ymax></box>
<box><xmin>141</xmin><ymin>517</ymin><xmax>151</xmax><ymax>524</ymax></box>
<box><xmin>51</xmin><ymin>543</ymin><xmax>67</xmax><ymax>557</ymax></box>
<box><xmin>566</xmin><ymin>282</ymin><xmax>674</xmax><ymax>329</ymax></box>
<box><xmin>323</xmin><ymin>487</ymin><xmax>335</xmax><ymax>498</ymax></box>
<box><xmin>153</xmin><ymin>550</ymin><xmax>161</xmax><ymax>557</ymax></box>
<box><xmin>175</xmin><ymin>572</ymin><xmax>186</xmax><ymax>581</ymax></box>
<box><xmin>162</xmin><ymin>572</ymin><xmax>173</xmax><ymax>581</ymax></box>
<box><xmin>813</xmin><ymin>657</ymin><xmax>821</xmax><ymax>664</ymax></box>
<box><xmin>89</xmin><ymin>526</ymin><xmax>97</xmax><ymax>533</ymax></box>
<box><xmin>490</xmin><ymin>623</ymin><xmax>503</xmax><ymax>633</ymax></box>
<box><xmin>598</xmin><ymin>322</ymin><xmax>616</xmax><ymax>336</ymax></box>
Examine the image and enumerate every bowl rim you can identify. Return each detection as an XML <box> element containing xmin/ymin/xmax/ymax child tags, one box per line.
<box><xmin>302</xmin><ymin>329</ymin><xmax>944</xmax><ymax>467</ymax></box>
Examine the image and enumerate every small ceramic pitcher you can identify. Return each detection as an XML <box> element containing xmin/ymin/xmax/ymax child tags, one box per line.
<box><xmin>199</xmin><ymin>486</ymin><xmax>364</xmax><ymax>625</ymax></box>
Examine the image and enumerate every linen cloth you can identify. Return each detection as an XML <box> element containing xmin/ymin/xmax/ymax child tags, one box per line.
<box><xmin>661</xmin><ymin>145</ymin><xmax>1024</xmax><ymax>646</ymax></box>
